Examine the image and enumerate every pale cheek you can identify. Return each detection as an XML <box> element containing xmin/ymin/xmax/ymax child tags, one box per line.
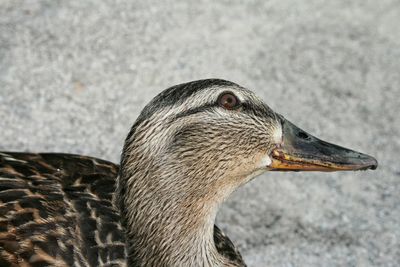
<box><xmin>258</xmin><ymin>155</ymin><xmax>272</xmax><ymax>168</ymax></box>
<box><xmin>273</xmin><ymin>124</ymin><xmax>283</xmax><ymax>144</ymax></box>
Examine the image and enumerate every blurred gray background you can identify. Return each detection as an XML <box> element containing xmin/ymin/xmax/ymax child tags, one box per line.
<box><xmin>0</xmin><ymin>0</ymin><xmax>399</xmax><ymax>266</ymax></box>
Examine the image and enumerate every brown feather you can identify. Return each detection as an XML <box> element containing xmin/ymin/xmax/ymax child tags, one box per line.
<box><xmin>0</xmin><ymin>152</ymin><xmax>245</xmax><ymax>266</ymax></box>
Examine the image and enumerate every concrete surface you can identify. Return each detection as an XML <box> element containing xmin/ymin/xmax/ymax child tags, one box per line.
<box><xmin>0</xmin><ymin>0</ymin><xmax>399</xmax><ymax>266</ymax></box>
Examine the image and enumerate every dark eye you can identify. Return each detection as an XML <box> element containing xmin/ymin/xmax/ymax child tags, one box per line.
<box><xmin>218</xmin><ymin>92</ymin><xmax>240</xmax><ymax>110</ymax></box>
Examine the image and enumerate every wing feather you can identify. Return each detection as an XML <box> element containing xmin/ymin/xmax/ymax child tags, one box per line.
<box><xmin>0</xmin><ymin>152</ymin><xmax>126</xmax><ymax>267</ymax></box>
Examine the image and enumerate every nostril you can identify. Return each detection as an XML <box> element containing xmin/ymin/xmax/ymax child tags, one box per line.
<box><xmin>297</xmin><ymin>131</ymin><xmax>310</xmax><ymax>140</ymax></box>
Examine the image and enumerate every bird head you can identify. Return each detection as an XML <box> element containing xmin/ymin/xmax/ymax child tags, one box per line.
<box><xmin>120</xmin><ymin>79</ymin><xmax>377</xmax><ymax>206</ymax></box>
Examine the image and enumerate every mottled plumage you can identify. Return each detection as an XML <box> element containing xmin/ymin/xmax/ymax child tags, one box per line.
<box><xmin>0</xmin><ymin>79</ymin><xmax>377</xmax><ymax>267</ymax></box>
<box><xmin>0</xmin><ymin>152</ymin><xmax>245</xmax><ymax>266</ymax></box>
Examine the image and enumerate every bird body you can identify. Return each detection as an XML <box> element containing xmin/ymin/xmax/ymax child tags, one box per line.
<box><xmin>0</xmin><ymin>152</ymin><xmax>243</xmax><ymax>266</ymax></box>
<box><xmin>0</xmin><ymin>79</ymin><xmax>377</xmax><ymax>266</ymax></box>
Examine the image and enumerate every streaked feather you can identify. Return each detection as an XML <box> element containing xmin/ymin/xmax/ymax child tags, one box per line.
<box><xmin>0</xmin><ymin>152</ymin><xmax>245</xmax><ymax>266</ymax></box>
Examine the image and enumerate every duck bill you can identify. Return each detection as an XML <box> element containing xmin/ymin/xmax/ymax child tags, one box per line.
<box><xmin>268</xmin><ymin>119</ymin><xmax>378</xmax><ymax>172</ymax></box>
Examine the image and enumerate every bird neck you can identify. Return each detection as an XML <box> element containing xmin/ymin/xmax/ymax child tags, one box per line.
<box><xmin>116</xmin><ymin>164</ymin><xmax>234</xmax><ymax>267</ymax></box>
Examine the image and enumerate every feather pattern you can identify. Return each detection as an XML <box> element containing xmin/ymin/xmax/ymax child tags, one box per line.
<box><xmin>0</xmin><ymin>79</ymin><xmax>378</xmax><ymax>266</ymax></box>
<box><xmin>0</xmin><ymin>152</ymin><xmax>245</xmax><ymax>266</ymax></box>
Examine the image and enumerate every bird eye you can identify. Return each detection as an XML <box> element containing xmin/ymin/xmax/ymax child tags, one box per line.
<box><xmin>218</xmin><ymin>92</ymin><xmax>240</xmax><ymax>110</ymax></box>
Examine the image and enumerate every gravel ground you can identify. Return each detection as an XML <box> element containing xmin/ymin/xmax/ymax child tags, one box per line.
<box><xmin>1</xmin><ymin>1</ymin><xmax>399</xmax><ymax>266</ymax></box>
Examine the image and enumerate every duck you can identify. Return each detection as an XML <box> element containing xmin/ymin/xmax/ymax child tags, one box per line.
<box><xmin>0</xmin><ymin>79</ymin><xmax>377</xmax><ymax>267</ymax></box>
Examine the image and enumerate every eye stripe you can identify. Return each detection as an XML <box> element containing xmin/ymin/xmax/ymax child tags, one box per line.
<box><xmin>174</xmin><ymin>103</ymin><xmax>217</xmax><ymax>120</ymax></box>
<box><xmin>173</xmin><ymin>101</ymin><xmax>275</xmax><ymax>122</ymax></box>
<box><xmin>173</xmin><ymin>92</ymin><xmax>275</xmax><ymax>122</ymax></box>
<box><xmin>175</xmin><ymin>93</ymin><xmax>240</xmax><ymax>120</ymax></box>
<box><xmin>241</xmin><ymin>102</ymin><xmax>271</xmax><ymax>117</ymax></box>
